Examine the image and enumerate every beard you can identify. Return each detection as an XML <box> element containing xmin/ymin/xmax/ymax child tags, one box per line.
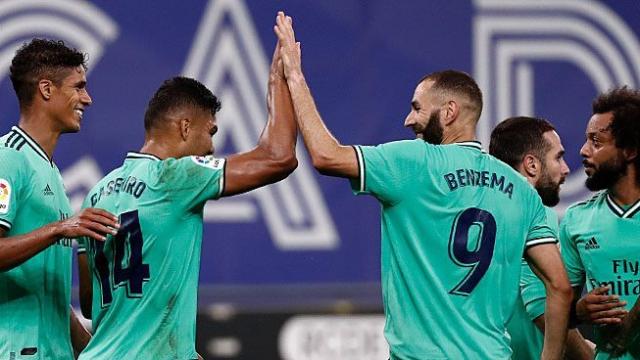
<box><xmin>585</xmin><ymin>156</ymin><xmax>626</xmax><ymax>191</ymax></box>
<box><xmin>536</xmin><ymin>170</ymin><xmax>562</xmax><ymax>207</ymax></box>
<box><xmin>419</xmin><ymin>110</ymin><xmax>444</xmax><ymax>145</ymax></box>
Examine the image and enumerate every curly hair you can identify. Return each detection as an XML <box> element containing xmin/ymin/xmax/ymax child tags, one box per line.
<box><xmin>9</xmin><ymin>39</ymin><xmax>87</xmax><ymax>109</ymax></box>
<box><xmin>592</xmin><ymin>86</ymin><xmax>640</xmax><ymax>183</ymax></box>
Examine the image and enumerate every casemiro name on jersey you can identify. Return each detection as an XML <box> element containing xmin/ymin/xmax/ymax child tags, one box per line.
<box><xmin>444</xmin><ymin>168</ymin><xmax>515</xmax><ymax>199</ymax></box>
<box><xmin>90</xmin><ymin>176</ymin><xmax>147</xmax><ymax>206</ymax></box>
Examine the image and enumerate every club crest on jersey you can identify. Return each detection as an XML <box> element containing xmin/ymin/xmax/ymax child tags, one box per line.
<box><xmin>191</xmin><ymin>155</ymin><xmax>225</xmax><ymax>170</ymax></box>
<box><xmin>0</xmin><ymin>179</ymin><xmax>11</xmax><ymax>214</ymax></box>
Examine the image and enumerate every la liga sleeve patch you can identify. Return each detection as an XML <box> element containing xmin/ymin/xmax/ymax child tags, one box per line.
<box><xmin>190</xmin><ymin>156</ymin><xmax>226</xmax><ymax>170</ymax></box>
<box><xmin>0</xmin><ymin>178</ymin><xmax>11</xmax><ymax>214</ymax></box>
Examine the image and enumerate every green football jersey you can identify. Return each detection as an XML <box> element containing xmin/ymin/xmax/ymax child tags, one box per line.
<box><xmin>78</xmin><ymin>152</ymin><xmax>225</xmax><ymax>360</ymax></box>
<box><xmin>561</xmin><ymin>191</ymin><xmax>640</xmax><ymax>360</ymax></box>
<box><xmin>506</xmin><ymin>207</ymin><xmax>559</xmax><ymax>360</ymax></box>
<box><xmin>351</xmin><ymin>140</ymin><xmax>556</xmax><ymax>359</ymax></box>
<box><xmin>0</xmin><ymin>126</ymin><xmax>74</xmax><ymax>359</ymax></box>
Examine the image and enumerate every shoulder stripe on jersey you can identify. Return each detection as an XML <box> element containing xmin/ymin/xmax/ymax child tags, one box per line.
<box><xmin>218</xmin><ymin>159</ymin><xmax>226</xmax><ymax>198</ymax></box>
<box><xmin>525</xmin><ymin>237</ymin><xmax>557</xmax><ymax>247</ymax></box>
<box><xmin>4</xmin><ymin>131</ymin><xmax>18</xmax><ymax>148</ymax></box>
<box><xmin>0</xmin><ymin>218</ymin><xmax>11</xmax><ymax>230</ymax></box>
<box><xmin>352</xmin><ymin>146</ymin><xmax>365</xmax><ymax>192</ymax></box>
<box><xmin>15</xmin><ymin>139</ymin><xmax>27</xmax><ymax>151</ymax></box>
<box><xmin>11</xmin><ymin>126</ymin><xmax>50</xmax><ymax>163</ymax></box>
<box><xmin>9</xmin><ymin>132</ymin><xmax>23</xmax><ymax>149</ymax></box>
<box><xmin>126</xmin><ymin>152</ymin><xmax>161</xmax><ymax>161</ymax></box>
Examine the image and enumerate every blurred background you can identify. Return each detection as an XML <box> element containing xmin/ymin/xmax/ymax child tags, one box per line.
<box><xmin>0</xmin><ymin>0</ymin><xmax>638</xmax><ymax>359</ymax></box>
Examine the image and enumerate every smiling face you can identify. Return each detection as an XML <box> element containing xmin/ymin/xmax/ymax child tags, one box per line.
<box><xmin>580</xmin><ymin>112</ymin><xmax>627</xmax><ymax>191</ymax></box>
<box><xmin>404</xmin><ymin>80</ymin><xmax>444</xmax><ymax>144</ymax></box>
<box><xmin>49</xmin><ymin>66</ymin><xmax>92</xmax><ymax>133</ymax></box>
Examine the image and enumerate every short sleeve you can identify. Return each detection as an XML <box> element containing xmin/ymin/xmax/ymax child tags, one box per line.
<box><xmin>157</xmin><ymin>155</ymin><xmax>226</xmax><ymax>209</ymax></box>
<box><xmin>524</xmin><ymin>195</ymin><xmax>557</xmax><ymax>248</ymax></box>
<box><xmin>350</xmin><ymin>140</ymin><xmax>427</xmax><ymax>205</ymax></box>
<box><xmin>0</xmin><ymin>149</ymin><xmax>28</xmax><ymax>231</ymax></box>
<box><xmin>559</xmin><ymin>212</ymin><xmax>586</xmax><ymax>287</ymax></box>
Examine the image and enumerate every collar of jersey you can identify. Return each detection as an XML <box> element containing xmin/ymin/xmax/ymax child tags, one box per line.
<box><xmin>453</xmin><ymin>140</ymin><xmax>484</xmax><ymax>152</ymax></box>
<box><xmin>605</xmin><ymin>192</ymin><xmax>640</xmax><ymax>218</ymax></box>
<box><xmin>11</xmin><ymin>126</ymin><xmax>53</xmax><ymax>165</ymax></box>
<box><xmin>126</xmin><ymin>151</ymin><xmax>161</xmax><ymax>161</ymax></box>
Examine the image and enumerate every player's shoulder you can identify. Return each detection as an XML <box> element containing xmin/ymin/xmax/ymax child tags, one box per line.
<box><xmin>565</xmin><ymin>191</ymin><xmax>605</xmax><ymax>216</ymax></box>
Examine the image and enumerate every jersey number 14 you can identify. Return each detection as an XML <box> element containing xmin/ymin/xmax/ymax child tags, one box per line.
<box><xmin>94</xmin><ymin>210</ymin><xmax>150</xmax><ymax>306</ymax></box>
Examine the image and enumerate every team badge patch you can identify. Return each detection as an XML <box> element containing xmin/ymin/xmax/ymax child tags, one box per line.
<box><xmin>191</xmin><ymin>155</ymin><xmax>225</xmax><ymax>170</ymax></box>
<box><xmin>0</xmin><ymin>179</ymin><xmax>11</xmax><ymax>214</ymax></box>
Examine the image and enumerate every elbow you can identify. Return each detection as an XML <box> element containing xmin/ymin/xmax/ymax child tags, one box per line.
<box><xmin>548</xmin><ymin>278</ymin><xmax>574</xmax><ymax>304</ymax></box>
<box><xmin>310</xmin><ymin>153</ymin><xmax>336</xmax><ymax>174</ymax></box>
<box><xmin>271</xmin><ymin>152</ymin><xmax>298</xmax><ymax>179</ymax></box>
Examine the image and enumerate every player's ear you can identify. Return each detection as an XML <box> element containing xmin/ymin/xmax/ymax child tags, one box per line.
<box><xmin>179</xmin><ymin>118</ymin><xmax>190</xmax><ymax>141</ymax></box>
<box><xmin>38</xmin><ymin>79</ymin><xmax>53</xmax><ymax>101</ymax></box>
<box><xmin>622</xmin><ymin>147</ymin><xmax>637</xmax><ymax>162</ymax></box>
<box><xmin>522</xmin><ymin>154</ymin><xmax>540</xmax><ymax>178</ymax></box>
<box><xmin>443</xmin><ymin>100</ymin><xmax>459</xmax><ymax>126</ymax></box>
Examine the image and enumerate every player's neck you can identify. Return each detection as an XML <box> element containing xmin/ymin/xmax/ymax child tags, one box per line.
<box><xmin>441</xmin><ymin>121</ymin><xmax>477</xmax><ymax>145</ymax></box>
<box><xmin>17</xmin><ymin>115</ymin><xmax>60</xmax><ymax>160</ymax></box>
<box><xmin>139</xmin><ymin>138</ymin><xmax>178</xmax><ymax>160</ymax></box>
<box><xmin>609</xmin><ymin>170</ymin><xmax>640</xmax><ymax>206</ymax></box>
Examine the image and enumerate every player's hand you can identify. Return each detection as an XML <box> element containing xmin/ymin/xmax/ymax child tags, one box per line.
<box><xmin>576</xmin><ymin>286</ymin><xmax>627</xmax><ymax>324</ymax></box>
<box><xmin>600</xmin><ymin>322</ymin><xmax>630</xmax><ymax>357</ymax></box>
<box><xmin>269</xmin><ymin>40</ymin><xmax>285</xmax><ymax>81</ymax></box>
<box><xmin>273</xmin><ymin>11</ymin><xmax>302</xmax><ymax>80</ymax></box>
<box><xmin>55</xmin><ymin>208</ymin><xmax>119</xmax><ymax>241</ymax></box>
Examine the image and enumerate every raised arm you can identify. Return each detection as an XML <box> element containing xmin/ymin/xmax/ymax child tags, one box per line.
<box><xmin>525</xmin><ymin>243</ymin><xmax>573</xmax><ymax>360</ymax></box>
<box><xmin>221</xmin><ymin>40</ymin><xmax>298</xmax><ymax>196</ymax></box>
<box><xmin>0</xmin><ymin>208</ymin><xmax>118</xmax><ymax>271</ymax></box>
<box><xmin>274</xmin><ymin>11</ymin><xmax>358</xmax><ymax>179</ymax></box>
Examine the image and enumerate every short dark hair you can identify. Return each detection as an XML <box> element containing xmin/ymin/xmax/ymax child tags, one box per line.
<box><xmin>489</xmin><ymin>116</ymin><xmax>556</xmax><ymax>168</ymax></box>
<box><xmin>9</xmin><ymin>39</ymin><xmax>87</xmax><ymax>110</ymax></box>
<box><xmin>592</xmin><ymin>86</ymin><xmax>640</xmax><ymax>182</ymax></box>
<box><xmin>420</xmin><ymin>70</ymin><xmax>483</xmax><ymax>121</ymax></box>
<box><xmin>144</xmin><ymin>76</ymin><xmax>222</xmax><ymax>131</ymax></box>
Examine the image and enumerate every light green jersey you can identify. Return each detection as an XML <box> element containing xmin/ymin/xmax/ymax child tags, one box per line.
<box><xmin>0</xmin><ymin>126</ymin><xmax>74</xmax><ymax>359</ymax></box>
<box><xmin>561</xmin><ymin>191</ymin><xmax>640</xmax><ymax>360</ymax></box>
<box><xmin>506</xmin><ymin>207</ymin><xmax>559</xmax><ymax>360</ymax></box>
<box><xmin>351</xmin><ymin>140</ymin><xmax>556</xmax><ymax>360</ymax></box>
<box><xmin>78</xmin><ymin>152</ymin><xmax>225</xmax><ymax>360</ymax></box>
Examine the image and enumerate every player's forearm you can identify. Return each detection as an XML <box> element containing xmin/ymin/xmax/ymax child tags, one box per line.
<box><xmin>286</xmin><ymin>72</ymin><xmax>345</xmax><ymax>170</ymax></box>
<box><xmin>259</xmin><ymin>76</ymin><xmax>297</xmax><ymax>162</ymax></box>
<box><xmin>564</xmin><ymin>329</ymin><xmax>594</xmax><ymax>360</ymax></box>
<box><xmin>70</xmin><ymin>307</ymin><xmax>91</xmax><ymax>357</ymax></box>
<box><xmin>0</xmin><ymin>223</ymin><xmax>63</xmax><ymax>271</ymax></box>
<box><xmin>541</xmin><ymin>287</ymin><xmax>572</xmax><ymax>360</ymax></box>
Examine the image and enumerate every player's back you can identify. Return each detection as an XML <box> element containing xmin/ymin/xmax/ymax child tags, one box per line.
<box><xmin>352</xmin><ymin>140</ymin><xmax>555</xmax><ymax>359</ymax></box>
<box><xmin>79</xmin><ymin>152</ymin><xmax>225</xmax><ymax>360</ymax></box>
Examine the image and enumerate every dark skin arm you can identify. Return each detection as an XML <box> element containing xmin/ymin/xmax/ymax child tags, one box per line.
<box><xmin>601</xmin><ymin>296</ymin><xmax>640</xmax><ymax>357</ymax></box>
<box><xmin>221</xmin><ymin>41</ymin><xmax>298</xmax><ymax>197</ymax></box>
<box><xmin>0</xmin><ymin>208</ymin><xmax>118</xmax><ymax>271</ymax></box>
<box><xmin>70</xmin><ymin>306</ymin><xmax>91</xmax><ymax>358</ymax></box>
<box><xmin>78</xmin><ymin>252</ymin><xmax>93</xmax><ymax>319</ymax></box>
